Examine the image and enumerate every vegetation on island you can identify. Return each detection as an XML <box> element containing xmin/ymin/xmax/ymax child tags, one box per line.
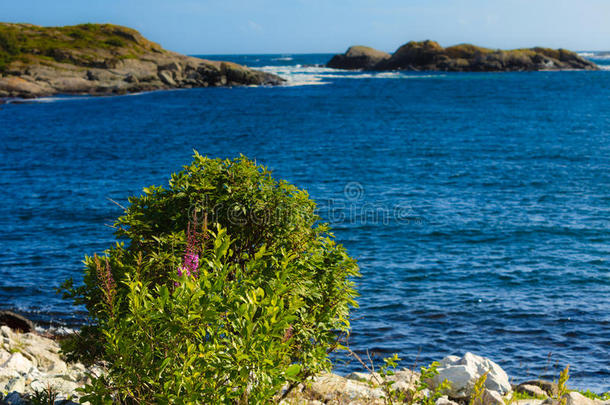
<box><xmin>61</xmin><ymin>153</ymin><xmax>359</xmax><ymax>403</ymax></box>
<box><xmin>0</xmin><ymin>23</ymin><xmax>161</xmax><ymax>73</ymax></box>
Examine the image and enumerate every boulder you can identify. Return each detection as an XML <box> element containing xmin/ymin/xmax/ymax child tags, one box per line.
<box><xmin>306</xmin><ymin>373</ymin><xmax>386</xmax><ymax>404</ymax></box>
<box><xmin>562</xmin><ymin>391</ymin><xmax>605</xmax><ymax>405</ymax></box>
<box><xmin>0</xmin><ymin>312</ymin><xmax>34</xmax><ymax>333</ymax></box>
<box><xmin>519</xmin><ymin>380</ymin><xmax>559</xmax><ymax>397</ymax></box>
<box><xmin>282</xmin><ymin>372</ymin><xmax>387</xmax><ymax>405</ymax></box>
<box><xmin>472</xmin><ymin>388</ymin><xmax>505</xmax><ymax>405</ymax></box>
<box><xmin>429</xmin><ymin>352</ymin><xmax>511</xmax><ymax>399</ymax></box>
<box><xmin>515</xmin><ymin>383</ymin><xmax>549</xmax><ymax>398</ymax></box>
<box><xmin>158</xmin><ymin>70</ymin><xmax>176</xmax><ymax>86</ymax></box>
<box><xmin>327</xmin><ymin>46</ymin><xmax>391</xmax><ymax>70</ymax></box>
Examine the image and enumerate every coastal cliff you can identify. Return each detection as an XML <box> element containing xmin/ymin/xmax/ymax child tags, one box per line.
<box><xmin>327</xmin><ymin>40</ymin><xmax>598</xmax><ymax>71</ymax></box>
<box><xmin>0</xmin><ymin>23</ymin><xmax>284</xmax><ymax>99</ymax></box>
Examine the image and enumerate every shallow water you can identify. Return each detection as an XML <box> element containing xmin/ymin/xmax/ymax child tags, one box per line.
<box><xmin>1</xmin><ymin>54</ymin><xmax>609</xmax><ymax>391</ymax></box>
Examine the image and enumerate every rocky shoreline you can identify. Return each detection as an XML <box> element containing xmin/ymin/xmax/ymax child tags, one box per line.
<box><xmin>1</xmin><ymin>318</ymin><xmax>607</xmax><ymax>405</ymax></box>
<box><xmin>327</xmin><ymin>41</ymin><xmax>598</xmax><ymax>72</ymax></box>
<box><xmin>0</xmin><ymin>23</ymin><xmax>284</xmax><ymax>100</ymax></box>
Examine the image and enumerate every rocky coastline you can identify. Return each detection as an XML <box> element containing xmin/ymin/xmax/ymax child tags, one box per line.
<box><xmin>1</xmin><ymin>314</ymin><xmax>608</xmax><ymax>405</ymax></box>
<box><xmin>327</xmin><ymin>41</ymin><xmax>598</xmax><ymax>72</ymax></box>
<box><xmin>0</xmin><ymin>23</ymin><xmax>284</xmax><ymax>100</ymax></box>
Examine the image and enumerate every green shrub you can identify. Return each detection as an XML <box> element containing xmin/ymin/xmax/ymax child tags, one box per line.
<box><xmin>0</xmin><ymin>28</ymin><xmax>20</xmax><ymax>72</ymax></box>
<box><xmin>63</xmin><ymin>153</ymin><xmax>359</xmax><ymax>403</ymax></box>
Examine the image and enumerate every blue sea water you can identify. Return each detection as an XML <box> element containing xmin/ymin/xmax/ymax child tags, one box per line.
<box><xmin>1</xmin><ymin>53</ymin><xmax>609</xmax><ymax>391</ymax></box>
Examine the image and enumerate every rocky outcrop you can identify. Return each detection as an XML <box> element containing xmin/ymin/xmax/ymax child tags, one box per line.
<box><xmin>2</xmin><ymin>321</ymin><xmax>609</xmax><ymax>404</ymax></box>
<box><xmin>0</xmin><ymin>23</ymin><xmax>284</xmax><ymax>99</ymax></box>
<box><xmin>327</xmin><ymin>40</ymin><xmax>598</xmax><ymax>71</ymax></box>
<box><xmin>327</xmin><ymin>46</ymin><xmax>390</xmax><ymax>70</ymax></box>
<box><xmin>0</xmin><ymin>326</ymin><xmax>95</xmax><ymax>404</ymax></box>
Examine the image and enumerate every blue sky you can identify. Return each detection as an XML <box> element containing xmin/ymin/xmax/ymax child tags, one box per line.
<box><xmin>2</xmin><ymin>0</ymin><xmax>609</xmax><ymax>54</ymax></box>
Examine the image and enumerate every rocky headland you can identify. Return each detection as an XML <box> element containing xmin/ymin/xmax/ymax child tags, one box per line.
<box><xmin>1</xmin><ymin>314</ymin><xmax>608</xmax><ymax>405</ymax></box>
<box><xmin>327</xmin><ymin>40</ymin><xmax>598</xmax><ymax>72</ymax></box>
<box><xmin>0</xmin><ymin>23</ymin><xmax>284</xmax><ymax>100</ymax></box>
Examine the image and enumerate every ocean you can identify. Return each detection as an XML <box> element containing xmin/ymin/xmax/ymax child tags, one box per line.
<box><xmin>1</xmin><ymin>53</ymin><xmax>609</xmax><ymax>391</ymax></box>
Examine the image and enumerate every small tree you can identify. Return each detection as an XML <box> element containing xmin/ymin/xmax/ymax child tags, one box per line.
<box><xmin>63</xmin><ymin>153</ymin><xmax>359</xmax><ymax>403</ymax></box>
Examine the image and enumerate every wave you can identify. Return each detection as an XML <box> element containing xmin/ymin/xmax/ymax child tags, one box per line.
<box><xmin>579</xmin><ymin>51</ymin><xmax>610</xmax><ymax>60</ymax></box>
<box><xmin>258</xmin><ymin>65</ymin><xmax>445</xmax><ymax>86</ymax></box>
<box><xmin>272</xmin><ymin>56</ymin><xmax>294</xmax><ymax>61</ymax></box>
<box><xmin>5</xmin><ymin>96</ymin><xmax>93</xmax><ymax>104</ymax></box>
<box><xmin>35</xmin><ymin>325</ymin><xmax>78</xmax><ymax>336</ymax></box>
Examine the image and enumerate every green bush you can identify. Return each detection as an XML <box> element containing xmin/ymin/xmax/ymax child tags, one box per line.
<box><xmin>0</xmin><ymin>29</ymin><xmax>20</xmax><ymax>73</ymax></box>
<box><xmin>63</xmin><ymin>153</ymin><xmax>359</xmax><ymax>403</ymax></box>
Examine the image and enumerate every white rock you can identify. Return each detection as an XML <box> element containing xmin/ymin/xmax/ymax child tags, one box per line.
<box><xmin>5</xmin><ymin>376</ymin><xmax>26</xmax><ymax>393</ymax></box>
<box><xmin>1</xmin><ymin>325</ymin><xmax>14</xmax><ymax>338</ymax></box>
<box><xmin>435</xmin><ymin>396</ymin><xmax>460</xmax><ymax>405</ymax></box>
<box><xmin>431</xmin><ymin>352</ymin><xmax>511</xmax><ymax>398</ymax></box>
<box><xmin>512</xmin><ymin>400</ymin><xmax>545</xmax><ymax>405</ymax></box>
<box><xmin>474</xmin><ymin>388</ymin><xmax>505</xmax><ymax>405</ymax></box>
<box><xmin>563</xmin><ymin>391</ymin><xmax>604</xmax><ymax>405</ymax></box>
<box><xmin>306</xmin><ymin>373</ymin><xmax>385</xmax><ymax>404</ymax></box>
<box><xmin>2</xmin><ymin>352</ymin><xmax>33</xmax><ymax>375</ymax></box>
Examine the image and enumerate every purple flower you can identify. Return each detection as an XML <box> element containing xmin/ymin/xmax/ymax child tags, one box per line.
<box><xmin>176</xmin><ymin>217</ymin><xmax>201</xmax><ymax>283</ymax></box>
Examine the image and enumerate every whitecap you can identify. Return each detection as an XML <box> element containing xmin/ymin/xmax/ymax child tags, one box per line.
<box><xmin>258</xmin><ymin>65</ymin><xmax>446</xmax><ymax>86</ymax></box>
<box><xmin>35</xmin><ymin>325</ymin><xmax>79</xmax><ymax>335</ymax></box>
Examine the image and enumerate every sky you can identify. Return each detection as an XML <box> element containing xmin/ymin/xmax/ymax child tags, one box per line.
<box><xmin>2</xmin><ymin>0</ymin><xmax>610</xmax><ymax>54</ymax></box>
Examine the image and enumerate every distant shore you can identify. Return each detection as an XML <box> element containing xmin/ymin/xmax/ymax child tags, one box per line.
<box><xmin>326</xmin><ymin>41</ymin><xmax>599</xmax><ymax>72</ymax></box>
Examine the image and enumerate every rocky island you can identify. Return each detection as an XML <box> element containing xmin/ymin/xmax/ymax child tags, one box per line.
<box><xmin>327</xmin><ymin>40</ymin><xmax>598</xmax><ymax>71</ymax></box>
<box><xmin>0</xmin><ymin>23</ymin><xmax>284</xmax><ymax>99</ymax></box>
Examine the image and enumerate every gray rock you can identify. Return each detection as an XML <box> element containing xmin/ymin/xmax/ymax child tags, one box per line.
<box><xmin>158</xmin><ymin>70</ymin><xmax>176</xmax><ymax>86</ymax></box>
